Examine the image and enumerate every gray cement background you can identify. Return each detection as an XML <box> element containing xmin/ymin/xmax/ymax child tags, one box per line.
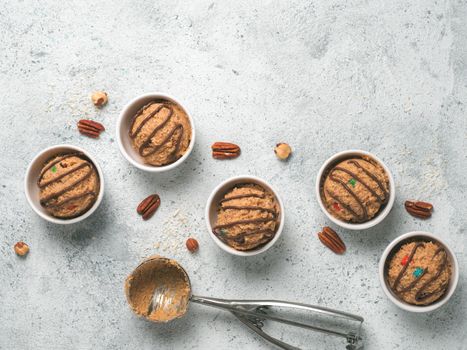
<box><xmin>1</xmin><ymin>0</ymin><xmax>466</xmax><ymax>349</ymax></box>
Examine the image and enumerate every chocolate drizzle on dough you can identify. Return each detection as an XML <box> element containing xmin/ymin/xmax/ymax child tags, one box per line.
<box><xmin>220</xmin><ymin>206</ymin><xmax>277</xmax><ymax>216</ymax></box>
<box><xmin>391</xmin><ymin>242</ymin><xmax>450</xmax><ymax>302</ymax></box>
<box><xmin>38</xmin><ymin>153</ymin><xmax>98</xmax><ymax>216</ymax></box>
<box><xmin>219</xmin><ymin>193</ymin><xmax>265</xmax><ymax>203</ymax></box>
<box><xmin>129</xmin><ymin>101</ymin><xmax>184</xmax><ymax>159</ymax></box>
<box><xmin>45</xmin><ymin>191</ymin><xmax>96</xmax><ymax>209</ymax></box>
<box><xmin>415</xmin><ymin>247</ymin><xmax>449</xmax><ymax>301</ymax></box>
<box><xmin>214</xmin><ymin>217</ymin><xmax>276</xmax><ymax>230</ymax></box>
<box><xmin>328</xmin><ymin>173</ymin><xmax>368</xmax><ymax>221</ymax></box>
<box><xmin>347</xmin><ymin>160</ymin><xmax>389</xmax><ymax>203</ymax></box>
<box><xmin>39</xmin><ymin>153</ymin><xmax>80</xmax><ymax>181</ymax></box>
<box><xmin>333</xmin><ymin>165</ymin><xmax>386</xmax><ymax>204</ymax></box>
<box><xmin>392</xmin><ymin>242</ymin><xmax>424</xmax><ymax>291</ymax></box>
<box><xmin>326</xmin><ymin>159</ymin><xmax>389</xmax><ymax>222</ymax></box>
<box><xmin>212</xmin><ymin>190</ymin><xmax>278</xmax><ymax>249</ymax></box>
<box><xmin>39</xmin><ymin>162</ymin><xmax>89</xmax><ymax>188</ymax></box>
<box><xmin>222</xmin><ymin>228</ymin><xmax>275</xmax><ymax>245</ymax></box>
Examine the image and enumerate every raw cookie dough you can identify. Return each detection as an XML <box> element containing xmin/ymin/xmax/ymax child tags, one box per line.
<box><xmin>213</xmin><ymin>184</ymin><xmax>280</xmax><ymax>251</ymax></box>
<box><xmin>125</xmin><ymin>256</ymin><xmax>191</xmax><ymax>322</ymax></box>
<box><xmin>129</xmin><ymin>100</ymin><xmax>192</xmax><ymax>166</ymax></box>
<box><xmin>38</xmin><ymin>153</ymin><xmax>100</xmax><ymax>219</ymax></box>
<box><xmin>321</xmin><ymin>156</ymin><xmax>389</xmax><ymax>223</ymax></box>
<box><xmin>387</xmin><ymin>241</ymin><xmax>452</xmax><ymax>306</ymax></box>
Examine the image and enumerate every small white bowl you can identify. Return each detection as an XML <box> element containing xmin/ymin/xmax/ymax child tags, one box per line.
<box><xmin>378</xmin><ymin>231</ymin><xmax>459</xmax><ymax>313</ymax></box>
<box><xmin>116</xmin><ymin>92</ymin><xmax>195</xmax><ymax>173</ymax></box>
<box><xmin>24</xmin><ymin>144</ymin><xmax>105</xmax><ymax>225</ymax></box>
<box><xmin>205</xmin><ymin>175</ymin><xmax>285</xmax><ymax>256</ymax></box>
<box><xmin>315</xmin><ymin>150</ymin><xmax>395</xmax><ymax>230</ymax></box>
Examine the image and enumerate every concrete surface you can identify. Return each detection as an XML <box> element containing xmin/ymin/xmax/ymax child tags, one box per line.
<box><xmin>1</xmin><ymin>0</ymin><xmax>466</xmax><ymax>349</ymax></box>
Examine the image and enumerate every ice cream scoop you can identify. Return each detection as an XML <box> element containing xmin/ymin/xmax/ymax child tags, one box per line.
<box><xmin>125</xmin><ymin>256</ymin><xmax>364</xmax><ymax>349</ymax></box>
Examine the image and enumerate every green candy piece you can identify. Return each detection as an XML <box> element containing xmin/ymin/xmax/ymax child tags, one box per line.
<box><xmin>219</xmin><ymin>229</ymin><xmax>228</xmax><ymax>237</ymax></box>
<box><xmin>348</xmin><ymin>178</ymin><xmax>356</xmax><ymax>187</ymax></box>
<box><xmin>51</xmin><ymin>165</ymin><xmax>57</xmax><ymax>173</ymax></box>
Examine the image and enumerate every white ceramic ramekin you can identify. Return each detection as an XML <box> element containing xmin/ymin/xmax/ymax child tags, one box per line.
<box><xmin>315</xmin><ymin>150</ymin><xmax>395</xmax><ymax>230</ymax></box>
<box><xmin>24</xmin><ymin>144</ymin><xmax>105</xmax><ymax>225</ymax></box>
<box><xmin>378</xmin><ymin>231</ymin><xmax>459</xmax><ymax>313</ymax></box>
<box><xmin>205</xmin><ymin>175</ymin><xmax>285</xmax><ymax>256</ymax></box>
<box><xmin>116</xmin><ymin>92</ymin><xmax>195</xmax><ymax>173</ymax></box>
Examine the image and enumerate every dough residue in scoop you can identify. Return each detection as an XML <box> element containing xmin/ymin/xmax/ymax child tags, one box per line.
<box><xmin>125</xmin><ymin>256</ymin><xmax>191</xmax><ymax>322</ymax></box>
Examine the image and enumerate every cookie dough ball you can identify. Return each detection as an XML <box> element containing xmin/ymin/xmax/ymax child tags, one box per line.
<box><xmin>387</xmin><ymin>241</ymin><xmax>452</xmax><ymax>305</ymax></box>
<box><xmin>129</xmin><ymin>100</ymin><xmax>192</xmax><ymax>166</ymax></box>
<box><xmin>38</xmin><ymin>153</ymin><xmax>100</xmax><ymax>219</ymax></box>
<box><xmin>213</xmin><ymin>184</ymin><xmax>280</xmax><ymax>251</ymax></box>
<box><xmin>321</xmin><ymin>157</ymin><xmax>389</xmax><ymax>223</ymax></box>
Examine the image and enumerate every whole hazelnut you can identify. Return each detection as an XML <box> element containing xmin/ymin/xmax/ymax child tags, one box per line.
<box><xmin>274</xmin><ymin>143</ymin><xmax>292</xmax><ymax>160</ymax></box>
<box><xmin>186</xmin><ymin>238</ymin><xmax>199</xmax><ymax>253</ymax></box>
<box><xmin>91</xmin><ymin>91</ymin><xmax>108</xmax><ymax>107</ymax></box>
<box><xmin>14</xmin><ymin>241</ymin><xmax>29</xmax><ymax>256</ymax></box>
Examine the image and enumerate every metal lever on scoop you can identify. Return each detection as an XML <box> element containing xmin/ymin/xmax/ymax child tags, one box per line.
<box><xmin>190</xmin><ymin>296</ymin><xmax>364</xmax><ymax>350</ymax></box>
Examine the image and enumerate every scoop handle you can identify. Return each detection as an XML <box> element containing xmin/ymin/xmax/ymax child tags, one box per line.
<box><xmin>190</xmin><ymin>295</ymin><xmax>364</xmax><ymax>349</ymax></box>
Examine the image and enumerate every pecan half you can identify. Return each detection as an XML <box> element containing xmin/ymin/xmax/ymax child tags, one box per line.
<box><xmin>77</xmin><ymin>119</ymin><xmax>105</xmax><ymax>138</ymax></box>
<box><xmin>211</xmin><ymin>142</ymin><xmax>241</xmax><ymax>159</ymax></box>
<box><xmin>405</xmin><ymin>200</ymin><xmax>433</xmax><ymax>219</ymax></box>
<box><xmin>137</xmin><ymin>194</ymin><xmax>161</xmax><ymax>220</ymax></box>
<box><xmin>318</xmin><ymin>226</ymin><xmax>346</xmax><ymax>254</ymax></box>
